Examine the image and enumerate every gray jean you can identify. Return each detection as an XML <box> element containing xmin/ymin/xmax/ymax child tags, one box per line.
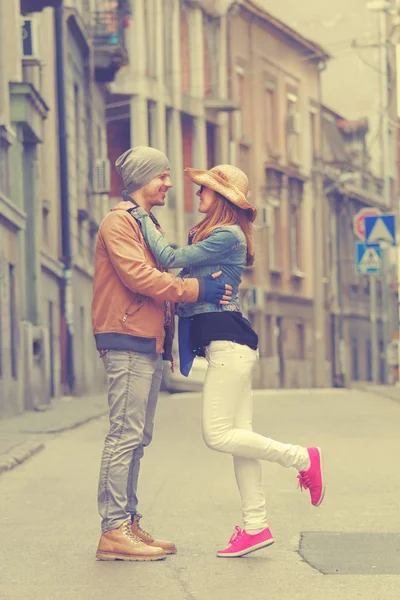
<box><xmin>98</xmin><ymin>350</ymin><xmax>163</xmax><ymax>533</ymax></box>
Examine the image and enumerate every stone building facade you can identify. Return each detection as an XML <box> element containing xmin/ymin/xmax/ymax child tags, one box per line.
<box><xmin>226</xmin><ymin>1</ymin><xmax>331</xmax><ymax>388</ymax></box>
<box><xmin>0</xmin><ymin>0</ymin><xmax>127</xmax><ymax>417</ymax></box>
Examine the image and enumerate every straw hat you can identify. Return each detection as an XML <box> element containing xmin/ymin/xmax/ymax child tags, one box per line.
<box><xmin>185</xmin><ymin>165</ymin><xmax>257</xmax><ymax>222</ymax></box>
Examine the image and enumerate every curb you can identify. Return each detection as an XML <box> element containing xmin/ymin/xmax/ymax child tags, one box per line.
<box><xmin>0</xmin><ymin>441</ymin><xmax>45</xmax><ymax>476</ymax></box>
<box><xmin>352</xmin><ymin>384</ymin><xmax>400</xmax><ymax>404</ymax></box>
<box><xmin>0</xmin><ymin>409</ymin><xmax>108</xmax><ymax>477</ymax></box>
<box><xmin>21</xmin><ymin>410</ymin><xmax>109</xmax><ymax>435</ymax></box>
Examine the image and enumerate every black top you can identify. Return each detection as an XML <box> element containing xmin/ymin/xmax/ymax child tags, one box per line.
<box><xmin>189</xmin><ymin>311</ymin><xmax>258</xmax><ymax>357</ymax></box>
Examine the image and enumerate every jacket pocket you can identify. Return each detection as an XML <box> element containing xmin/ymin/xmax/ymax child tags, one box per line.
<box><xmin>122</xmin><ymin>297</ymin><xmax>144</xmax><ymax>322</ymax></box>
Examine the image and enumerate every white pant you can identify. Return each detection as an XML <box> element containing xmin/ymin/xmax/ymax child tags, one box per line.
<box><xmin>202</xmin><ymin>341</ymin><xmax>309</xmax><ymax>530</ymax></box>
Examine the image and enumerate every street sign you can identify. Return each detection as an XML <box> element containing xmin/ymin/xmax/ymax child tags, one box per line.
<box><xmin>355</xmin><ymin>242</ymin><xmax>382</xmax><ymax>274</ymax></box>
<box><xmin>353</xmin><ymin>207</ymin><xmax>381</xmax><ymax>241</ymax></box>
<box><xmin>364</xmin><ymin>214</ymin><xmax>396</xmax><ymax>247</ymax></box>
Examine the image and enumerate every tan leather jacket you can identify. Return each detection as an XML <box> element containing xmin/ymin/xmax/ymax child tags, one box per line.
<box><xmin>92</xmin><ymin>200</ymin><xmax>205</xmax><ymax>355</ymax></box>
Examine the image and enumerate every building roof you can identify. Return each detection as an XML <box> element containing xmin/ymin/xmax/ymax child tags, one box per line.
<box><xmin>234</xmin><ymin>0</ymin><xmax>331</xmax><ymax>62</ymax></box>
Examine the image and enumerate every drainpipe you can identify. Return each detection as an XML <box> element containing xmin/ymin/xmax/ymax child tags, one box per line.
<box><xmin>55</xmin><ymin>2</ymin><xmax>75</xmax><ymax>393</ymax></box>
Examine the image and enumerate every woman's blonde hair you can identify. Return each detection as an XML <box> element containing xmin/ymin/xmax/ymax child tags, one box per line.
<box><xmin>192</xmin><ymin>191</ymin><xmax>255</xmax><ymax>267</ymax></box>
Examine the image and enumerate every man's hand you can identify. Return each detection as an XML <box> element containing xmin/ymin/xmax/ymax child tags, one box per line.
<box><xmin>204</xmin><ymin>271</ymin><xmax>233</xmax><ymax>305</ymax></box>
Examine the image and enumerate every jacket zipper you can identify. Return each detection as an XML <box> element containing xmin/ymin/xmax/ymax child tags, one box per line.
<box><xmin>123</xmin><ymin>299</ymin><xmax>143</xmax><ymax>322</ymax></box>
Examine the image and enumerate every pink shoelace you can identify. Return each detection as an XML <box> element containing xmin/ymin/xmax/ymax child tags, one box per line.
<box><xmin>297</xmin><ymin>473</ymin><xmax>311</xmax><ymax>491</ymax></box>
<box><xmin>228</xmin><ymin>526</ymin><xmax>246</xmax><ymax>546</ymax></box>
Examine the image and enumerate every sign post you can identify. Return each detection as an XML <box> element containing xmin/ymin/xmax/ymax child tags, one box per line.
<box><xmin>364</xmin><ymin>213</ymin><xmax>397</xmax><ymax>384</ymax></box>
<box><xmin>353</xmin><ymin>208</ymin><xmax>382</xmax><ymax>385</ymax></box>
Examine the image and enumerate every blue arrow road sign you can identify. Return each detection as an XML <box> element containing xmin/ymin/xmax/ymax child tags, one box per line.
<box><xmin>355</xmin><ymin>242</ymin><xmax>382</xmax><ymax>274</ymax></box>
<box><xmin>364</xmin><ymin>214</ymin><xmax>396</xmax><ymax>247</ymax></box>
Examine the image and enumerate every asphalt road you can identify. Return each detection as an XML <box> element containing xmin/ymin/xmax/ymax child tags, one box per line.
<box><xmin>1</xmin><ymin>387</ymin><xmax>400</xmax><ymax>600</ymax></box>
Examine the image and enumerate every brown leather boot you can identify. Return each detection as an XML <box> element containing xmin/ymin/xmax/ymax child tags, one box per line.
<box><xmin>96</xmin><ymin>519</ymin><xmax>166</xmax><ymax>561</ymax></box>
<box><xmin>131</xmin><ymin>514</ymin><xmax>177</xmax><ymax>555</ymax></box>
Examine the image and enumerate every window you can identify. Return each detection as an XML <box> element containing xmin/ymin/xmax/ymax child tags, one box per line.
<box><xmin>165</xmin><ymin>108</ymin><xmax>176</xmax><ymax>209</ymax></box>
<box><xmin>204</xmin><ymin>15</ymin><xmax>219</xmax><ymax>98</ymax></box>
<box><xmin>264</xmin><ymin>315</ymin><xmax>274</xmax><ymax>357</ymax></box>
<box><xmin>180</xmin><ymin>4</ymin><xmax>191</xmax><ymax>94</ymax></box>
<box><xmin>286</xmin><ymin>91</ymin><xmax>300</xmax><ymax>164</ymax></box>
<box><xmin>9</xmin><ymin>264</ymin><xmax>17</xmax><ymax>380</ymax></box>
<box><xmin>42</xmin><ymin>205</ymin><xmax>50</xmax><ymax>247</ymax></box>
<box><xmin>0</xmin><ymin>263</ymin><xmax>3</xmax><ymax>378</ymax></box>
<box><xmin>296</xmin><ymin>322</ymin><xmax>305</xmax><ymax>360</ymax></box>
<box><xmin>181</xmin><ymin>113</ymin><xmax>194</xmax><ymax>212</ymax></box>
<box><xmin>288</xmin><ymin>177</ymin><xmax>303</xmax><ymax>272</ymax></box>
<box><xmin>0</xmin><ymin>136</ymin><xmax>10</xmax><ymax>197</ymax></box>
<box><xmin>265</xmin><ymin>80</ymin><xmax>277</xmax><ymax>153</ymax></box>
<box><xmin>48</xmin><ymin>301</ymin><xmax>55</xmax><ymax>397</ymax></box>
<box><xmin>310</xmin><ymin>109</ymin><xmax>318</xmax><ymax>164</ymax></box>
<box><xmin>97</xmin><ymin>125</ymin><xmax>103</xmax><ymax>157</ymax></box>
<box><xmin>366</xmin><ymin>339</ymin><xmax>373</xmax><ymax>382</ymax></box>
<box><xmin>80</xmin><ymin>305</ymin><xmax>86</xmax><ymax>386</ymax></box>
<box><xmin>74</xmin><ymin>83</ymin><xmax>80</xmax><ymax>195</ymax></box>
<box><xmin>235</xmin><ymin>65</ymin><xmax>245</xmax><ymax>140</ymax></box>
<box><xmin>163</xmin><ymin>0</ymin><xmax>175</xmax><ymax>86</ymax></box>
<box><xmin>147</xmin><ymin>100</ymin><xmax>157</xmax><ymax>147</ymax></box>
<box><xmin>89</xmin><ymin>229</ymin><xmax>96</xmax><ymax>262</ymax></box>
<box><xmin>266</xmin><ymin>169</ymin><xmax>283</xmax><ymax>270</ymax></box>
<box><xmin>78</xmin><ymin>220</ymin><xmax>84</xmax><ymax>256</ymax></box>
<box><xmin>239</xmin><ymin>144</ymin><xmax>250</xmax><ymax>180</ymax></box>
<box><xmin>145</xmin><ymin>0</ymin><xmax>157</xmax><ymax>77</ymax></box>
<box><xmin>351</xmin><ymin>337</ymin><xmax>359</xmax><ymax>381</ymax></box>
<box><xmin>206</xmin><ymin>122</ymin><xmax>217</xmax><ymax>170</ymax></box>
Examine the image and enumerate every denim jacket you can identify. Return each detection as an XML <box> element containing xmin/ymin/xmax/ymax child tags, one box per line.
<box><xmin>131</xmin><ymin>207</ymin><xmax>247</xmax><ymax>318</ymax></box>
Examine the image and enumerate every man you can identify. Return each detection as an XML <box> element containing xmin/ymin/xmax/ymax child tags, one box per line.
<box><xmin>92</xmin><ymin>146</ymin><xmax>232</xmax><ymax>562</ymax></box>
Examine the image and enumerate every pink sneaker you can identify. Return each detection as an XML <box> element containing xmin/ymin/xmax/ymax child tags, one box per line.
<box><xmin>216</xmin><ymin>526</ymin><xmax>274</xmax><ymax>558</ymax></box>
<box><xmin>297</xmin><ymin>447</ymin><xmax>325</xmax><ymax>507</ymax></box>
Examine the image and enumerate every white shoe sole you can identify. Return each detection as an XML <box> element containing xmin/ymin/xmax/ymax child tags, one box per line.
<box><xmin>314</xmin><ymin>447</ymin><xmax>325</xmax><ymax>507</ymax></box>
<box><xmin>96</xmin><ymin>551</ymin><xmax>166</xmax><ymax>561</ymax></box>
<box><xmin>216</xmin><ymin>538</ymin><xmax>275</xmax><ymax>558</ymax></box>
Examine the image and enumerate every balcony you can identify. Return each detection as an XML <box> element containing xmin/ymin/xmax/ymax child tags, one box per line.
<box><xmin>20</xmin><ymin>0</ymin><xmax>61</xmax><ymax>14</ymax></box>
<box><xmin>93</xmin><ymin>1</ymin><xmax>130</xmax><ymax>83</ymax></box>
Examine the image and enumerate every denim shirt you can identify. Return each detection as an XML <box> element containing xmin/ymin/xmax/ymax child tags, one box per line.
<box><xmin>132</xmin><ymin>208</ymin><xmax>247</xmax><ymax>318</ymax></box>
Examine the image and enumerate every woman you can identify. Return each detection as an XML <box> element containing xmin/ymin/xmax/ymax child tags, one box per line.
<box><xmin>131</xmin><ymin>164</ymin><xmax>325</xmax><ymax>558</ymax></box>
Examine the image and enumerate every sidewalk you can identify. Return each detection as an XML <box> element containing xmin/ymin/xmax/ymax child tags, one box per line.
<box><xmin>0</xmin><ymin>392</ymin><xmax>109</xmax><ymax>475</ymax></box>
<box><xmin>351</xmin><ymin>382</ymin><xmax>400</xmax><ymax>404</ymax></box>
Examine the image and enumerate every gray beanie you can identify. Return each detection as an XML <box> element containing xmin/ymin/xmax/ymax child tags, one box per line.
<box><xmin>115</xmin><ymin>146</ymin><xmax>170</xmax><ymax>194</ymax></box>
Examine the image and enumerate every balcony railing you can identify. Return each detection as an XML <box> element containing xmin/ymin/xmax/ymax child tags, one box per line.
<box><xmin>20</xmin><ymin>0</ymin><xmax>61</xmax><ymax>14</ymax></box>
<box><xmin>92</xmin><ymin>4</ymin><xmax>130</xmax><ymax>83</ymax></box>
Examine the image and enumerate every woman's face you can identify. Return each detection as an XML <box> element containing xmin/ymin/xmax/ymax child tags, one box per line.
<box><xmin>196</xmin><ymin>185</ymin><xmax>215</xmax><ymax>214</ymax></box>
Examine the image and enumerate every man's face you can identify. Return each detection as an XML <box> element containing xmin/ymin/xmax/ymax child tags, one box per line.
<box><xmin>141</xmin><ymin>169</ymin><xmax>173</xmax><ymax>208</ymax></box>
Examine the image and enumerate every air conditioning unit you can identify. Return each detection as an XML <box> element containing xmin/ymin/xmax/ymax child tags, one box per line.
<box><xmin>246</xmin><ymin>286</ymin><xmax>264</xmax><ymax>310</ymax></box>
<box><xmin>22</xmin><ymin>18</ymin><xmax>38</xmax><ymax>58</ymax></box>
<box><xmin>93</xmin><ymin>158</ymin><xmax>111</xmax><ymax>194</ymax></box>
<box><xmin>257</xmin><ymin>205</ymin><xmax>271</xmax><ymax>227</ymax></box>
<box><xmin>286</xmin><ymin>113</ymin><xmax>301</xmax><ymax>135</ymax></box>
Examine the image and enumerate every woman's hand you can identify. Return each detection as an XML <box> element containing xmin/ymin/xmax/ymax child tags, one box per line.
<box><xmin>205</xmin><ymin>271</ymin><xmax>233</xmax><ymax>305</ymax></box>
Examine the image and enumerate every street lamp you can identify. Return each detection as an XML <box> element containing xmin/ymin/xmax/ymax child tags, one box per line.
<box><xmin>366</xmin><ymin>0</ymin><xmax>394</xmax><ymax>384</ymax></box>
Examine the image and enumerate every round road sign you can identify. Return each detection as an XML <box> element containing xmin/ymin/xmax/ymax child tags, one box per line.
<box><xmin>353</xmin><ymin>207</ymin><xmax>381</xmax><ymax>241</ymax></box>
